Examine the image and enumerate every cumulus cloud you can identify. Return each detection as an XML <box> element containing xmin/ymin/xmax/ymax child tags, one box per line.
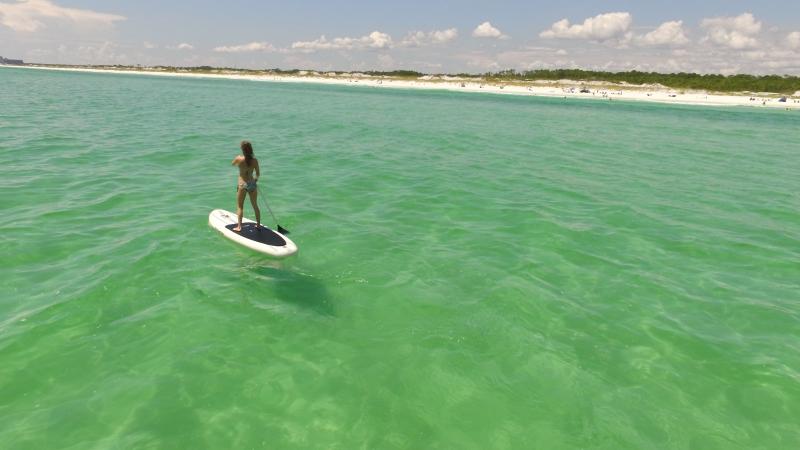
<box><xmin>291</xmin><ymin>31</ymin><xmax>393</xmax><ymax>52</ymax></box>
<box><xmin>788</xmin><ymin>31</ymin><xmax>800</xmax><ymax>49</ymax></box>
<box><xmin>214</xmin><ymin>41</ymin><xmax>275</xmax><ymax>53</ymax></box>
<box><xmin>401</xmin><ymin>28</ymin><xmax>457</xmax><ymax>47</ymax></box>
<box><xmin>429</xmin><ymin>28</ymin><xmax>458</xmax><ymax>43</ymax></box>
<box><xmin>176</xmin><ymin>43</ymin><xmax>193</xmax><ymax>50</ymax></box>
<box><xmin>701</xmin><ymin>13</ymin><xmax>761</xmax><ymax>49</ymax></box>
<box><xmin>540</xmin><ymin>12</ymin><xmax>632</xmax><ymax>41</ymax></box>
<box><xmin>637</xmin><ymin>20</ymin><xmax>689</xmax><ymax>47</ymax></box>
<box><xmin>472</xmin><ymin>21</ymin><xmax>508</xmax><ymax>39</ymax></box>
<box><xmin>0</xmin><ymin>0</ymin><xmax>124</xmax><ymax>32</ymax></box>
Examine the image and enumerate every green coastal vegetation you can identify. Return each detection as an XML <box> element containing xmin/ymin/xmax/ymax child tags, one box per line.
<box><xmin>481</xmin><ymin>69</ymin><xmax>800</xmax><ymax>95</ymax></box>
<box><xmin>15</xmin><ymin>62</ymin><xmax>800</xmax><ymax>94</ymax></box>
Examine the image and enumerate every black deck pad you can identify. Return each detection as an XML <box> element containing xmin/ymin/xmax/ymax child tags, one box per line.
<box><xmin>226</xmin><ymin>223</ymin><xmax>287</xmax><ymax>246</ymax></box>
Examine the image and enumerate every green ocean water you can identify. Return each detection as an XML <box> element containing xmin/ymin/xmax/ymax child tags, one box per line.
<box><xmin>1</xmin><ymin>66</ymin><xmax>799</xmax><ymax>449</ymax></box>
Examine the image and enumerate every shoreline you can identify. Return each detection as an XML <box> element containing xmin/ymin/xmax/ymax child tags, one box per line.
<box><xmin>5</xmin><ymin>64</ymin><xmax>799</xmax><ymax>110</ymax></box>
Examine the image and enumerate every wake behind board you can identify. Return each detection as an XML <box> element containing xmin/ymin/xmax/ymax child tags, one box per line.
<box><xmin>209</xmin><ymin>209</ymin><xmax>298</xmax><ymax>258</ymax></box>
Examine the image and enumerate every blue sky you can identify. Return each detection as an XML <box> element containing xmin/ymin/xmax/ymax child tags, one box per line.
<box><xmin>2</xmin><ymin>0</ymin><xmax>799</xmax><ymax>74</ymax></box>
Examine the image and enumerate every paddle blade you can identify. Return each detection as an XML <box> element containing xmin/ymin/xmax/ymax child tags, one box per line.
<box><xmin>277</xmin><ymin>225</ymin><xmax>290</xmax><ymax>235</ymax></box>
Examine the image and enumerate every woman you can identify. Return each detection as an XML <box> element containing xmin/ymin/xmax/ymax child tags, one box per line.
<box><xmin>231</xmin><ymin>140</ymin><xmax>261</xmax><ymax>232</ymax></box>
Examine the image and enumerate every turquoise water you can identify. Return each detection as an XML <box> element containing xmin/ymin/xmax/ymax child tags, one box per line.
<box><xmin>1</xmin><ymin>67</ymin><xmax>799</xmax><ymax>449</ymax></box>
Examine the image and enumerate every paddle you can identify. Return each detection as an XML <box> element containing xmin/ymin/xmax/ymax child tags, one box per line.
<box><xmin>257</xmin><ymin>187</ymin><xmax>290</xmax><ymax>235</ymax></box>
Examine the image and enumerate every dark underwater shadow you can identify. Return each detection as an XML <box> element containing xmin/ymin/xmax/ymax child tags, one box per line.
<box><xmin>248</xmin><ymin>264</ymin><xmax>336</xmax><ymax>317</ymax></box>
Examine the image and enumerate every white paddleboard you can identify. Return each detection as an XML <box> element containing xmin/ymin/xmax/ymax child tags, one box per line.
<box><xmin>208</xmin><ymin>209</ymin><xmax>298</xmax><ymax>258</ymax></box>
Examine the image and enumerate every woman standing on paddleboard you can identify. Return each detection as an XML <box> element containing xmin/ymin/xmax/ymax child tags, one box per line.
<box><xmin>231</xmin><ymin>140</ymin><xmax>261</xmax><ymax>232</ymax></box>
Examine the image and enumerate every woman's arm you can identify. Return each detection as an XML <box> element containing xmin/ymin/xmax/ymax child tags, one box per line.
<box><xmin>254</xmin><ymin>159</ymin><xmax>261</xmax><ymax>180</ymax></box>
<box><xmin>231</xmin><ymin>155</ymin><xmax>242</xmax><ymax>166</ymax></box>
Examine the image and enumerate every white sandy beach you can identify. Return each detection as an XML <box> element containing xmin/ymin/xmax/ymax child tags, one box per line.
<box><xmin>7</xmin><ymin>64</ymin><xmax>800</xmax><ymax>110</ymax></box>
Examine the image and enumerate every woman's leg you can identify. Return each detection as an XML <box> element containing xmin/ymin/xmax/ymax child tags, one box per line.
<box><xmin>233</xmin><ymin>187</ymin><xmax>247</xmax><ymax>231</ymax></box>
<box><xmin>248</xmin><ymin>189</ymin><xmax>261</xmax><ymax>228</ymax></box>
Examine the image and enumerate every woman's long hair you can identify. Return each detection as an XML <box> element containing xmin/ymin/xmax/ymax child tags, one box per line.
<box><xmin>241</xmin><ymin>140</ymin><xmax>254</xmax><ymax>165</ymax></box>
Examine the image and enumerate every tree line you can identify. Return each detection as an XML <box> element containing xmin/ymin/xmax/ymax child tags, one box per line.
<box><xmin>480</xmin><ymin>69</ymin><xmax>800</xmax><ymax>94</ymax></box>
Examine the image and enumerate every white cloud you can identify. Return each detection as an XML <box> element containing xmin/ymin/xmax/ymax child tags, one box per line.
<box><xmin>740</xmin><ymin>49</ymin><xmax>800</xmax><ymax>73</ymax></box>
<box><xmin>365</xmin><ymin>31</ymin><xmax>393</xmax><ymax>49</ymax></box>
<box><xmin>0</xmin><ymin>0</ymin><xmax>124</xmax><ymax>32</ymax></box>
<box><xmin>176</xmin><ymin>43</ymin><xmax>193</xmax><ymax>50</ymax></box>
<box><xmin>401</xmin><ymin>28</ymin><xmax>457</xmax><ymax>47</ymax></box>
<box><xmin>637</xmin><ymin>20</ymin><xmax>689</xmax><ymax>47</ymax></box>
<box><xmin>701</xmin><ymin>13</ymin><xmax>761</xmax><ymax>49</ymax></box>
<box><xmin>472</xmin><ymin>21</ymin><xmax>508</xmax><ymax>39</ymax></box>
<box><xmin>143</xmin><ymin>41</ymin><xmax>156</xmax><ymax>49</ymax></box>
<box><xmin>540</xmin><ymin>12</ymin><xmax>632</xmax><ymax>41</ymax></box>
<box><xmin>214</xmin><ymin>41</ymin><xmax>275</xmax><ymax>53</ymax></box>
<box><xmin>291</xmin><ymin>31</ymin><xmax>393</xmax><ymax>52</ymax></box>
<box><xmin>788</xmin><ymin>31</ymin><xmax>800</xmax><ymax>49</ymax></box>
<box><xmin>430</xmin><ymin>28</ymin><xmax>458</xmax><ymax>44</ymax></box>
<box><xmin>401</xmin><ymin>31</ymin><xmax>426</xmax><ymax>47</ymax></box>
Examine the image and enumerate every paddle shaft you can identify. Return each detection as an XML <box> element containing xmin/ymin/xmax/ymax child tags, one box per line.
<box><xmin>257</xmin><ymin>187</ymin><xmax>290</xmax><ymax>234</ymax></box>
<box><xmin>258</xmin><ymin>187</ymin><xmax>279</xmax><ymax>224</ymax></box>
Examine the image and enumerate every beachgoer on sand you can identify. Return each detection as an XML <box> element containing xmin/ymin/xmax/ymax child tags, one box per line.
<box><xmin>231</xmin><ymin>140</ymin><xmax>261</xmax><ymax>232</ymax></box>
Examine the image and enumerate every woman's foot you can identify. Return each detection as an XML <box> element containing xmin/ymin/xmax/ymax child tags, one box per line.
<box><xmin>232</xmin><ymin>225</ymin><xmax>242</xmax><ymax>232</ymax></box>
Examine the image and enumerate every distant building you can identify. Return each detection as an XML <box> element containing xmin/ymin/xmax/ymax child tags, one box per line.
<box><xmin>0</xmin><ymin>56</ymin><xmax>24</xmax><ymax>65</ymax></box>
